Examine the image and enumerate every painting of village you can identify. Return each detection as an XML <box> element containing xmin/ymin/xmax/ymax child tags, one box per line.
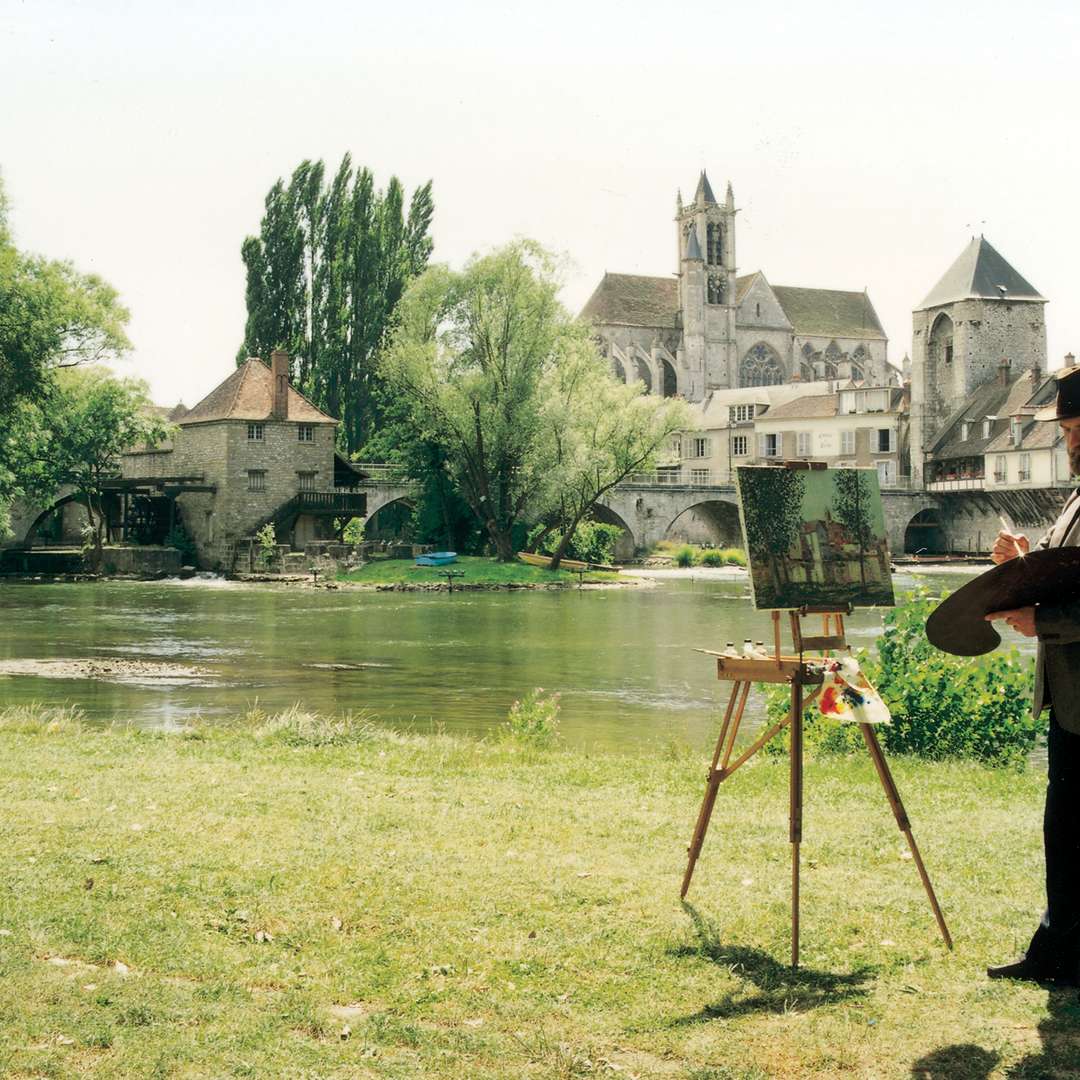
<box><xmin>736</xmin><ymin>466</ymin><xmax>895</xmax><ymax>610</ymax></box>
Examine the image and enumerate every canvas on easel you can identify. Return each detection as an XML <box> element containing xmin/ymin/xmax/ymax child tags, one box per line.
<box><xmin>736</xmin><ymin>465</ymin><xmax>895</xmax><ymax>610</ymax></box>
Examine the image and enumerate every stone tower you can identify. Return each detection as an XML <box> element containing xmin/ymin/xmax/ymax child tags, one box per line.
<box><xmin>676</xmin><ymin>172</ymin><xmax>738</xmax><ymax>392</ymax></box>
<box><xmin>910</xmin><ymin>236</ymin><xmax>1046</xmax><ymax>483</ymax></box>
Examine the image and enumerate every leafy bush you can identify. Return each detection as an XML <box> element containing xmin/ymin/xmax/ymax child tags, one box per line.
<box><xmin>503</xmin><ymin>688</ymin><xmax>561</xmax><ymax>746</ymax></box>
<box><xmin>341</xmin><ymin>516</ymin><xmax>366</xmax><ymax>545</ymax></box>
<box><xmin>675</xmin><ymin>544</ymin><xmax>697</xmax><ymax>568</ymax></box>
<box><xmin>721</xmin><ymin>547</ymin><xmax>747</xmax><ymax>566</ymax></box>
<box><xmin>254</xmin><ymin>523</ymin><xmax>277</xmax><ymax>570</ymax></box>
<box><xmin>700</xmin><ymin>549</ymin><xmax>724</xmax><ymax>567</ymax></box>
<box><xmin>763</xmin><ymin>588</ymin><xmax>1040</xmax><ymax>767</ymax></box>
<box><xmin>528</xmin><ymin>520</ymin><xmax>623</xmax><ymax>565</ymax></box>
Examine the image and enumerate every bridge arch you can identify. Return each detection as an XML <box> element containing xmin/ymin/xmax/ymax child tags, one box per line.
<box><xmin>364</xmin><ymin>495</ymin><xmax>416</xmax><ymax>542</ymax></box>
<box><xmin>20</xmin><ymin>491</ymin><xmax>92</xmax><ymax>546</ymax></box>
<box><xmin>589</xmin><ymin>503</ymin><xmax>636</xmax><ymax>562</ymax></box>
<box><xmin>663</xmin><ymin>499</ymin><xmax>742</xmax><ymax>548</ymax></box>
<box><xmin>903</xmin><ymin>507</ymin><xmax>947</xmax><ymax>555</ymax></box>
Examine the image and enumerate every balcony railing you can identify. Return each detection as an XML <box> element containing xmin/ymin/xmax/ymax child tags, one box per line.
<box><xmin>293</xmin><ymin>491</ymin><xmax>368</xmax><ymax>514</ymax></box>
<box><xmin>926</xmin><ymin>476</ymin><xmax>986</xmax><ymax>491</ymax></box>
<box><xmin>349</xmin><ymin>462</ymin><xmax>409</xmax><ymax>482</ymax></box>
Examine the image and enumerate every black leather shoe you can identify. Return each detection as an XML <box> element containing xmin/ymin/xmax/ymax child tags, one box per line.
<box><xmin>987</xmin><ymin>957</ymin><xmax>1076</xmax><ymax>986</ymax></box>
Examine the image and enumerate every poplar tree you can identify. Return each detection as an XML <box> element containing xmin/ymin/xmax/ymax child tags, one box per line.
<box><xmin>238</xmin><ymin>155</ymin><xmax>434</xmax><ymax>454</ymax></box>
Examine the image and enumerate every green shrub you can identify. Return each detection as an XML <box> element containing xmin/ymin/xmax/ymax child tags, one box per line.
<box><xmin>527</xmin><ymin>520</ymin><xmax>623</xmax><ymax>565</ymax></box>
<box><xmin>721</xmin><ymin>547</ymin><xmax>747</xmax><ymax>566</ymax></box>
<box><xmin>503</xmin><ymin>688</ymin><xmax>561</xmax><ymax>746</ymax></box>
<box><xmin>700</xmin><ymin>549</ymin><xmax>724</xmax><ymax>567</ymax></box>
<box><xmin>674</xmin><ymin>544</ymin><xmax>697</xmax><ymax>568</ymax></box>
<box><xmin>254</xmin><ymin>523</ymin><xmax>277</xmax><ymax>570</ymax></box>
<box><xmin>763</xmin><ymin>588</ymin><xmax>1040</xmax><ymax>767</ymax></box>
<box><xmin>341</xmin><ymin>517</ymin><xmax>365</xmax><ymax>545</ymax></box>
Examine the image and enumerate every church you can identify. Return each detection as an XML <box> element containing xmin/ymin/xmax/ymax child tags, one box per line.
<box><xmin>580</xmin><ymin>171</ymin><xmax>893</xmax><ymax>400</ymax></box>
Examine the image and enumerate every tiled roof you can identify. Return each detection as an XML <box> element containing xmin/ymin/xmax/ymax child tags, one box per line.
<box><xmin>579</xmin><ymin>273</ymin><xmax>680</xmax><ymax>328</ymax></box>
<box><xmin>917</xmin><ymin>236</ymin><xmax>1044</xmax><ymax>310</ymax></box>
<box><xmin>772</xmin><ymin>286</ymin><xmax>887</xmax><ymax>340</ymax></box>
<box><xmin>759</xmin><ymin>393</ymin><xmax>839</xmax><ymax>420</ymax></box>
<box><xmin>985</xmin><ymin>419</ymin><xmax>1061</xmax><ymax>454</ymax></box>
<box><xmin>735</xmin><ymin>273</ymin><xmax>757</xmax><ymax>303</ymax></box>
<box><xmin>180</xmin><ymin>358</ymin><xmax>338</xmax><ymax>426</ymax></box>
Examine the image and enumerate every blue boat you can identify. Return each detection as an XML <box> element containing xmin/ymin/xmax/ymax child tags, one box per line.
<box><xmin>415</xmin><ymin>551</ymin><xmax>458</xmax><ymax>567</ymax></box>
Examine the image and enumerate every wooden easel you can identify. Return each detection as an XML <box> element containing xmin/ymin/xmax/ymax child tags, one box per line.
<box><xmin>681</xmin><ymin>605</ymin><xmax>952</xmax><ymax>968</ymax></box>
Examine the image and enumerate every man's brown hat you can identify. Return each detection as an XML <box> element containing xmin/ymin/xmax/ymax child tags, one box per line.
<box><xmin>1035</xmin><ymin>365</ymin><xmax>1080</xmax><ymax>421</ymax></box>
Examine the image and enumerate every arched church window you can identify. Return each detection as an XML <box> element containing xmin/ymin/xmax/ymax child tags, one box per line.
<box><xmin>740</xmin><ymin>343</ymin><xmax>784</xmax><ymax>388</ymax></box>
<box><xmin>706</xmin><ymin>223</ymin><xmax>723</xmax><ymax>265</ymax></box>
<box><xmin>800</xmin><ymin>342</ymin><xmax>817</xmax><ymax>381</ymax></box>
<box><xmin>851</xmin><ymin>345</ymin><xmax>868</xmax><ymax>382</ymax></box>
<box><xmin>707</xmin><ymin>273</ymin><xmax>725</xmax><ymax>305</ymax></box>
<box><xmin>823</xmin><ymin>341</ymin><xmax>842</xmax><ymax>379</ymax></box>
<box><xmin>661</xmin><ymin>359</ymin><xmax>678</xmax><ymax>398</ymax></box>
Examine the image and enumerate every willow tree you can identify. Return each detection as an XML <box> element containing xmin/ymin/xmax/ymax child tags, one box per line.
<box><xmin>238</xmin><ymin>155</ymin><xmax>434</xmax><ymax>453</ymax></box>
<box><xmin>379</xmin><ymin>241</ymin><xmax>569</xmax><ymax>561</ymax></box>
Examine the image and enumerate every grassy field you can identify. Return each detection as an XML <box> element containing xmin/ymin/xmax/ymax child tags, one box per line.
<box><xmin>0</xmin><ymin>705</ymin><xmax>1071</xmax><ymax>1079</ymax></box>
<box><xmin>337</xmin><ymin>555</ymin><xmax>619</xmax><ymax>586</ymax></box>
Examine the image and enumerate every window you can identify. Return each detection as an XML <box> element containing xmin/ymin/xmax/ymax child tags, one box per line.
<box><xmin>1011</xmin><ymin>418</ymin><xmax>1023</xmax><ymax>446</ymax></box>
<box><xmin>297</xmin><ymin>424</ymin><xmax>314</xmax><ymax>442</ymax></box>
<box><xmin>730</xmin><ymin>403</ymin><xmax>756</xmax><ymax>424</ymax></box>
<box><xmin>983</xmin><ymin>419</ymin><xmax>993</xmax><ymax>438</ymax></box>
<box><xmin>732</xmin><ymin>434</ymin><xmax>748</xmax><ymax>457</ymax></box>
<box><xmin>755</xmin><ymin>302</ymin><xmax>761</xmax><ymax>318</ymax></box>
<box><xmin>759</xmin><ymin>433</ymin><xmax>779</xmax><ymax>458</ymax></box>
<box><xmin>670</xmin><ymin>436</ymin><xmax>683</xmax><ymax>457</ymax></box>
<box><xmin>247</xmin><ymin>469</ymin><xmax>266</xmax><ymax>492</ymax></box>
<box><xmin>740</xmin><ymin>344</ymin><xmax>784</xmax><ymax>387</ymax></box>
<box><xmin>944</xmin><ymin>344</ymin><xmax>954</xmax><ymax>365</ymax></box>
<box><xmin>690</xmin><ymin>468</ymin><xmax>710</xmax><ymax>485</ymax></box>
<box><xmin>1019</xmin><ymin>454</ymin><xmax>1031</xmax><ymax>482</ymax></box>
<box><xmin>994</xmin><ymin>455</ymin><xmax>1007</xmax><ymax>482</ymax></box>
<box><xmin>706</xmin><ymin>223</ymin><xmax>723</xmax><ymax>265</ymax></box>
<box><xmin>876</xmin><ymin>428</ymin><xmax>893</xmax><ymax>453</ymax></box>
<box><xmin>689</xmin><ymin>437</ymin><xmax>711</xmax><ymax>459</ymax></box>
<box><xmin>797</xmin><ymin>432</ymin><xmax>812</xmax><ymax>456</ymax></box>
<box><xmin>961</xmin><ymin>421</ymin><xmax>971</xmax><ymax>441</ymax></box>
<box><xmin>840</xmin><ymin>431</ymin><xmax>855</xmax><ymax>455</ymax></box>
<box><xmin>298</xmin><ymin>471</ymin><xmax>316</xmax><ymax>492</ymax></box>
<box><xmin>247</xmin><ymin>422</ymin><xmax>264</xmax><ymax>441</ymax></box>
<box><xmin>851</xmin><ymin>345</ymin><xmax>868</xmax><ymax>381</ymax></box>
<box><xmin>876</xmin><ymin>460</ymin><xmax>895</xmax><ymax>487</ymax></box>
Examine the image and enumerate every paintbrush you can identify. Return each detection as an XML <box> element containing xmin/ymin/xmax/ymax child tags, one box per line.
<box><xmin>999</xmin><ymin>515</ymin><xmax>1026</xmax><ymax>559</ymax></box>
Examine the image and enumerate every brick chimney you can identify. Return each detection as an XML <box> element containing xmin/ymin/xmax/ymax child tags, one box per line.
<box><xmin>271</xmin><ymin>349</ymin><xmax>290</xmax><ymax>419</ymax></box>
<box><xmin>1066</xmin><ymin>352</ymin><xmax>1076</xmax><ymax>369</ymax></box>
<box><xmin>997</xmin><ymin>357</ymin><xmax>1012</xmax><ymax>386</ymax></box>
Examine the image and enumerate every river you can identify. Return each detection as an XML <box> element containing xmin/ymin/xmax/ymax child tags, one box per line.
<box><xmin>0</xmin><ymin>568</ymin><xmax>1007</xmax><ymax>751</ymax></box>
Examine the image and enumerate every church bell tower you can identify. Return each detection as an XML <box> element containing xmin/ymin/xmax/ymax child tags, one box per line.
<box><xmin>677</xmin><ymin>171</ymin><xmax>738</xmax><ymax>392</ymax></box>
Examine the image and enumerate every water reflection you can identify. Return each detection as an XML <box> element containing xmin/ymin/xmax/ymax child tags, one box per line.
<box><xmin>0</xmin><ymin>570</ymin><xmax>995</xmax><ymax>752</ymax></box>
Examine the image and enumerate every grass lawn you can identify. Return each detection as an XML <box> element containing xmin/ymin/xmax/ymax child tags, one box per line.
<box><xmin>337</xmin><ymin>555</ymin><xmax>619</xmax><ymax>587</ymax></box>
<box><xmin>0</xmin><ymin>706</ymin><xmax>1071</xmax><ymax>1079</ymax></box>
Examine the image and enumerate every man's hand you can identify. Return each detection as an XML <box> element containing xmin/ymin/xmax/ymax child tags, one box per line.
<box><xmin>991</xmin><ymin>531</ymin><xmax>1030</xmax><ymax>564</ymax></box>
<box><xmin>985</xmin><ymin>606</ymin><xmax>1038</xmax><ymax>636</ymax></box>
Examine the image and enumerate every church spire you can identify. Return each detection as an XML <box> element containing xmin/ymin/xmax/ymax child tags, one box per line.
<box><xmin>694</xmin><ymin>171</ymin><xmax>717</xmax><ymax>206</ymax></box>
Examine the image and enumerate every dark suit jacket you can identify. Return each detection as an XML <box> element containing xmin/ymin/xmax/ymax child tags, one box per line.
<box><xmin>1034</xmin><ymin>488</ymin><xmax>1080</xmax><ymax>733</ymax></box>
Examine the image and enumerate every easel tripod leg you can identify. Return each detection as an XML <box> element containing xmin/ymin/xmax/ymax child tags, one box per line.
<box><xmin>858</xmin><ymin>724</ymin><xmax>953</xmax><ymax>950</ymax></box>
<box><xmin>681</xmin><ymin>681</ymin><xmax>747</xmax><ymax>898</ymax></box>
<box><xmin>790</xmin><ymin>680</ymin><xmax>804</xmax><ymax>968</ymax></box>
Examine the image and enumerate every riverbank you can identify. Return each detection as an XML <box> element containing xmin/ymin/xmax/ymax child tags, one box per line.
<box><xmin>334</xmin><ymin>554</ymin><xmax>625</xmax><ymax>589</ymax></box>
<box><xmin>0</xmin><ymin>706</ymin><xmax>1061</xmax><ymax>1078</ymax></box>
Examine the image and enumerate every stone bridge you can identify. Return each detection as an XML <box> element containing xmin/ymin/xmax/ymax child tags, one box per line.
<box><xmin>355</xmin><ymin>470</ymin><xmax>941</xmax><ymax>558</ymax></box>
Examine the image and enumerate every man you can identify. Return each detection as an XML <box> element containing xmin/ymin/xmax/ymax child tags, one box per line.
<box><xmin>985</xmin><ymin>365</ymin><xmax>1080</xmax><ymax>985</ymax></box>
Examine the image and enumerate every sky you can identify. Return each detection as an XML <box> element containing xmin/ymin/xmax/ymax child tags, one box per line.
<box><xmin>3</xmin><ymin>0</ymin><xmax>1079</xmax><ymax>409</ymax></box>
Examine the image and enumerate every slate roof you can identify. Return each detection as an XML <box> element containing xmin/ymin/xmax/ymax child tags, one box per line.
<box><xmin>180</xmin><ymin>358</ymin><xmax>338</xmax><ymax>426</ymax></box>
<box><xmin>771</xmin><ymin>286</ymin><xmax>886</xmax><ymax>340</ymax></box>
<box><xmin>580</xmin><ymin>273</ymin><xmax>680</xmax><ymax>328</ymax></box>
<box><xmin>916</xmin><ymin>236</ymin><xmax>1045</xmax><ymax>311</ymax></box>
<box><xmin>930</xmin><ymin>369</ymin><xmax>1054</xmax><ymax>460</ymax></box>
<box><xmin>695</xmin><ymin>171</ymin><xmax>717</xmax><ymax>205</ymax></box>
<box><xmin>685</xmin><ymin>228</ymin><xmax>703</xmax><ymax>261</ymax></box>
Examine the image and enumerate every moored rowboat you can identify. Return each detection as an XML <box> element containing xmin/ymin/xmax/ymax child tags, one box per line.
<box><xmin>516</xmin><ymin>551</ymin><xmax>618</xmax><ymax>573</ymax></box>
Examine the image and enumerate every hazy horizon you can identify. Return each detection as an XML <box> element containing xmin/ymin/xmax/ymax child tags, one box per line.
<box><xmin>4</xmin><ymin>0</ymin><xmax>1078</xmax><ymax>410</ymax></box>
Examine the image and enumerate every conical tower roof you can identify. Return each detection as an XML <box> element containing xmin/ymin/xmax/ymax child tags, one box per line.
<box><xmin>916</xmin><ymin>236</ymin><xmax>1044</xmax><ymax>310</ymax></box>
<box><xmin>694</xmin><ymin>171</ymin><xmax>717</xmax><ymax>205</ymax></box>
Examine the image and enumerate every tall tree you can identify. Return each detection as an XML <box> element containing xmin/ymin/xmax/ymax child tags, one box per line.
<box><xmin>534</xmin><ymin>343</ymin><xmax>689</xmax><ymax>568</ymax></box>
<box><xmin>379</xmin><ymin>241</ymin><xmax>569</xmax><ymax>561</ymax></box>
<box><xmin>832</xmin><ymin>468</ymin><xmax>875</xmax><ymax>584</ymax></box>
<box><xmin>238</xmin><ymin>155</ymin><xmax>434</xmax><ymax>453</ymax></box>
<box><xmin>738</xmin><ymin>467</ymin><xmax>805</xmax><ymax>600</ymax></box>
<box><xmin>0</xmin><ymin>174</ymin><xmax>131</xmax><ymax>536</ymax></box>
<box><xmin>43</xmin><ymin>368</ymin><xmax>169</xmax><ymax>568</ymax></box>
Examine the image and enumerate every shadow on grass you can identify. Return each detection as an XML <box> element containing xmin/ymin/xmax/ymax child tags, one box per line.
<box><xmin>669</xmin><ymin>902</ymin><xmax>874</xmax><ymax>1021</ymax></box>
<box><xmin>911</xmin><ymin>987</ymin><xmax>1080</xmax><ymax>1077</ymax></box>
